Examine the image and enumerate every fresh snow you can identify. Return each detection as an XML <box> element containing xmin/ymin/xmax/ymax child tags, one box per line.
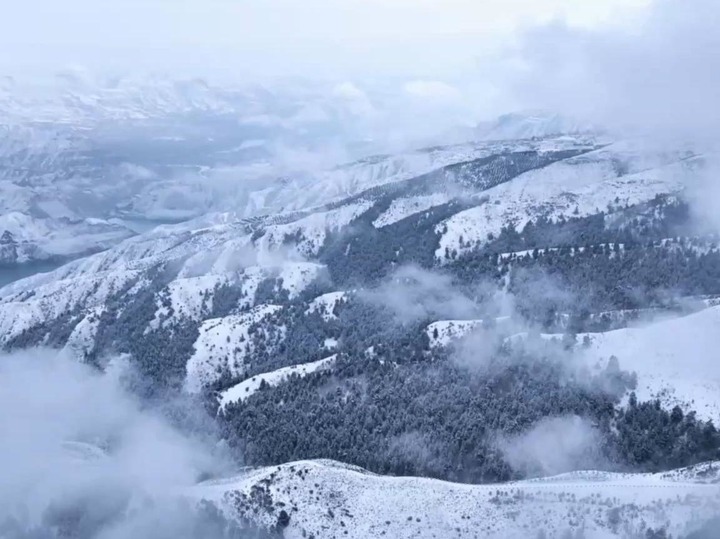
<box><xmin>150</xmin><ymin>274</ymin><xmax>228</xmax><ymax>329</ymax></box>
<box><xmin>55</xmin><ymin>440</ymin><xmax>720</xmax><ymax>538</ymax></box>
<box><xmin>217</xmin><ymin>355</ymin><xmax>336</xmax><ymax>410</ymax></box>
<box><xmin>276</xmin><ymin>263</ymin><xmax>327</xmax><ymax>298</ymax></box>
<box><xmin>426</xmin><ymin>317</ymin><xmax>513</xmax><ymax>348</ymax></box>
<box><xmin>0</xmin><ymin>264</ymin><xmax>143</xmax><ymax>344</ymax></box>
<box><xmin>0</xmin><ymin>215</ymin><xmax>223</xmax><ymax>342</ymax></box>
<box><xmin>436</xmin><ymin>147</ymin><xmax>691</xmax><ymax>261</ymax></box>
<box><xmin>373</xmin><ymin>193</ymin><xmax>453</xmax><ymax>228</ymax></box>
<box><xmin>193</xmin><ymin>459</ymin><xmax>720</xmax><ymax>539</ymax></box>
<box><xmin>184</xmin><ymin>304</ymin><xmax>283</xmax><ymax>394</ymax></box>
<box><xmin>427</xmin><ymin>307</ymin><xmax>720</xmax><ymax>422</ymax></box>
<box><xmin>306</xmin><ymin>291</ymin><xmax>347</xmax><ymax>321</ymax></box>
<box><xmin>63</xmin><ymin>306</ymin><xmax>105</xmax><ymax>359</ymax></box>
<box><xmin>0</xmin><ymin>210</ymin><xmax>323</xmax><ymax>343</ymax></box>
<box><xmin>426</xmin><ymin>319</ymin><xmax>484</xmax><ymax>348</ymax></box>
<box><xmin>3</xmin><ymin>80</ymin><xmax>555</xmax><ymax>271</ymax></box>
<box><xmin>478</xmin><ymin>111</ymin><xmax>597</xmax><ymax>141</ymax></box>
<box><xmin>577</xmin><ymin>305</ymin><xmax>720</xmax><ymax>422</ymax></box>
<box><xmin>496</xmin><ymin>238</ymin><xmax>718</xmax><ymax>265</ymax></box>
<box><xmin>233</xmin><ymin>262</ymin><xmax>328</xmax><ymax>309</ymax></box>
<box><xmin>256</xmin><ymin>201</ymin><xmax>374</xmax><ymax>257</ymax></box>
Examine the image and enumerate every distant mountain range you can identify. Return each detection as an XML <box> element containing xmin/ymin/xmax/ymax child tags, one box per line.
<box><xmin>0</xmin><ymin>76</ymin><xmax>603</xmax><ymax>268</ymax></box>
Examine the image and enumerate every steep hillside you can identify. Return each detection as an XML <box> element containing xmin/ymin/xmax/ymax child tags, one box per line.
<box><xmin>0</xmin><ymin>82</ymin><xmax>601</xmax><ymax>272</ymax></box>
<box><xmin>427</xmin><ymin>305</ymin><xmax>720</xmax><ymax>423</ymax></box>
<box><xmin>578</xmin><ymin>306</ymin><xmax>720</xmax><ymax>422</ymax></box>
<box><xmin>2</xmin><ymin>132</ymin><xmax>719</xmax><ymax>494</ymax></box>
<box><xmin>0</xmin><ymin>135</ymin><xmax>602</xmax><ymax>347</ymax></box>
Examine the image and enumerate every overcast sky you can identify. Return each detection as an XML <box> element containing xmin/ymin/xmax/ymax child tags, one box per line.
<box><xmin>5</xmin><ymin>0</ymin><xmax>716</xmax><ymax>143</ymax></box>
<box><xmin>508</xmin><ymin>0</ymin><xmax>720</xmax><ymax>140</ymax></box>
<box><xmin>2</xmin><ymin>0</ymin><xmax>650</xmax><ymax>80</ymax></box>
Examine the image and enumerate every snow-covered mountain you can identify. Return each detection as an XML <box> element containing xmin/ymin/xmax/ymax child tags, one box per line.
<box><xmin>0</xmin><ymin>134</ymin><xmax>709</xmax><ymax>401</ymax></box>
<box><xmin>3</xmin><ymin>117</ymin><xmax>720</xmax><ymax>537</ymax></box>
<box><xmin>0</xmin><ymin>135</ymin><xmax>602</xmax><ymax>344</ymax></box>
<box><xmin>0</xmin><ymin>212</ymin><xmax>134</xmax><ymax>265</ymax></box>
<box><xmin>477</xmin><ymin>111</ymin><xmax>599</xmax><ymax>141</ymax></box>
<box><xmin>0</xmin><ymin>77</ymin><xmax>602</xmax><ymax>270</ymax></box>
<box><xmin>427</xmin><ymin>303</ymin><xmax>720</xmax><ymax>424</ymax></box>
<box><xmin>192</xmin><ymin>459</ymin><xmax>720</xmax><ymax>539</ymax></box>
<box><xmin>32</xmin><ymin>435</ymin><xmax>720</xmax><ymax>539</ymax></box>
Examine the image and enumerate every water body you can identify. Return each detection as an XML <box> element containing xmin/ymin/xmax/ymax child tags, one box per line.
<box><xmin>113</xmin><ymin>216</ymin><xmax>191</xmax><ymax>234</ymax></box>
<box><xmin>0</xmin><ymin>218</ymin><xmax>186</xmax><ymax>289</ymax></box>
<box><xmin>114</xmin><ymin>218</ymin><xmax>164</xmax><ymax>234</ymax></box>
<box><xmin>0</xmin><ymin>258</ymin><xmax>71</xmax><ymax>289</ymax></box>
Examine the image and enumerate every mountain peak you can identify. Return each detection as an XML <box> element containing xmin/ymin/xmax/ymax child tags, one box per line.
<box><xmin>477</xmin><ymin>111</ymin><xmax>599</xmax><ymax>141</ymax></box>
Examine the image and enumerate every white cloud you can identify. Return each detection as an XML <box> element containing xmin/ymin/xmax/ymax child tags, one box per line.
<box><xmin>332</xmin><ymin>82</ymin><xmax>368</xmax><ymax>101</ymax></box>
<box><xmin>506</xmin><ymin>0</ymin><xmax>720</xmax><ymax>142</ymax></box>
<box><xmin>331</xmin><ymin>82</ymin><xmax>376</xmax><ymax>117</ymax></box>
<box><xmin>404</xmin><ymin>80</ymin><xmax>462</xmax><ymax>102</ymax></box>
<box><xmin>1</xmin><ymin>352</ymin><xmax>211</xmax><ymax>489</ymax></box>
<box><xmin>0</xmin><ymin>0</ymin><xmax>651</xmax><ymax>80</ymax></box>
<box><xmin>0</xmin><ymin>350</ymin><xmax>234</xmax><ymax>536</ymax></box>
<box><xmin>362</xmin><ymin>265</ymin><xmax>482</xmax><ymax>323</ymax></box>
<box><xmin>498</xmin><ymin>415</ymin><xmax>606</xmax><ymax>477</ymax></box>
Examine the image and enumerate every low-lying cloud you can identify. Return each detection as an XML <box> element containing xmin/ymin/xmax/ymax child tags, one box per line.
<box><xmin>361</xmin><ymin>265</ymin><xmax>482</xmax><ymax>323</ymax></box>
<box><xmin>0</xmin><ymin>350</ymin><xmax>246</xmax><ymax>539</ymax></box>
<box><xmin>497</xmin><ymin>415</ymin><xmax>606</xmax><ymax>477</ymax></box>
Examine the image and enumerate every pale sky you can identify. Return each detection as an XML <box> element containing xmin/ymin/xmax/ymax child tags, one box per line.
<box><xmin>2</xmin><ymin>0</ymin><xmax>651</xmax><ymax>80</ymax></box>
<box><xmin>509</xmin><ymin>0</ymin><xmax>720</xmax><ymax>140</ymax></box>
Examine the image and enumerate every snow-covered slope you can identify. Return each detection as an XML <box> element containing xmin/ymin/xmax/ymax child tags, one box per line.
<box><xmin>427</xmin><ymin>305</ymin><xmax>720</xmax><ymax>423</ymax></box>
<box><xmin>257</xmin><ymin>201</ymin><xmax>374</xmax><ymax>257</ymax></box>
<box><xmin>218</xmin><ymin>355</ymin><xmax>337</xmax><ymax>410</ymax></box>
<box><xmin>373</xmin><ymin>193</ymin><xmax>454</xmax><ymax>228</ymax></box>
<box><xmin>426</xmin><ymin>319</ymin><xmax>485</xmax><ymax>348</ymax></box>
<box><xmin>306</xmin><ymin>291</ymin><xmax>347</xmax><ymax>321</ymax></box>
<box><xmin>0</xmin><ymin>135</ymin><xmax>591</xmax><ymax>337</ymax></box>
<box><xmin>0</xmin><ymin>208</ymin><xmax>328</xmax><ymax>345</ymax></box>
<box><xmin>185</xmin><ymin>304</ymin><xmax>284</xmax><ymax>393</ymax></box>
<box><xmin>578</xmin><ymin>305</ymin><xmax>720</xmax><ymax>422</ymax></box>
<box><xmin>436</xmin><ymin>144</ymin><xmax>696</xmax><ymax>261</ymax></box>
<box><xmin>0</xmin><ymin>77</ymin><xmax>602</xmax><ymax>274</ymax></box>
<box><xmin>0</xmin><ymin>132</ymin><xmax>708</xmax><ymax>403</ymax></box>
<box><xmin>0</xmin><ymin>77</ymin><xmax>615</xmax><ymax>277</ymax></box>
<box><xmin>194</xmin><ymin>459</ymin><xmax>720</xmax><ymax>539</ymax></box>
<box><xmin>0</xmin><ymin>73</ymin><xmax>612</xmax><ymax>279</ymax></box>
<box><xmin>477</xmin><ymin>111</ymin><xmax>598</xmax><ymax>141</ymax></box>
<box><xmin>54</xmin><ymin>437</ymin><xmax>720</xmax><ymax>539</ymax></box>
